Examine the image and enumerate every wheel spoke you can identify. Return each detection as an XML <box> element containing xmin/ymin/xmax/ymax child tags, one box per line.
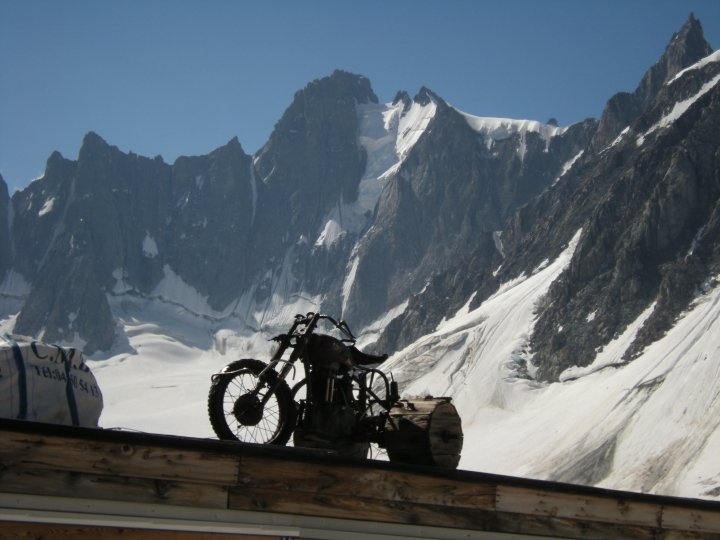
<box><xmin>209</xmin><ymin>360</ymin><xmax>294</xmax><ymax>445</ymax></box>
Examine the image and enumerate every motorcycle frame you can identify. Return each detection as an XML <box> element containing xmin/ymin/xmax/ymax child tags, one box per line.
<box><xmin>250</xmin><ymin>312</ymin><xmax>397</xmax><ymax>438</ymax></box>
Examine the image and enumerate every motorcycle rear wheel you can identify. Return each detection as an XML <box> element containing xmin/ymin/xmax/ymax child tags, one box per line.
<box><xmin>208</xmin><ymin>358</ymin><xmax>296</xmax><ymax>445</ymax></box>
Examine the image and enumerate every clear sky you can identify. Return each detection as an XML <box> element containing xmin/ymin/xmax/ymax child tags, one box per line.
<box><xmin>1</xmin><ymin>0</ymin><xmax>719</xmax><ymax>192</ymax></box>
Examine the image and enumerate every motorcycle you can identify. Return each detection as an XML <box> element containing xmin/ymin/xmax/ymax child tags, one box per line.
<box><xmin>208</xmin><ymin>312</ymin><xmax>463</xmax><ymax>466</ymax></box>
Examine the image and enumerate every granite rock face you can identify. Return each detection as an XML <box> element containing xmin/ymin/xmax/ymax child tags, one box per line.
<box><xmin>3</xmin><ymin>17</ymin><xmax>718</xmax><ymax>376</ymax></box>
<box><xmin>10</xmin><ymin>133</ymin><xmax>255</xmax><ymax>351</ymax></box>
<box><xmin>380</xmin><ymin>14</ymin><xmax>719</xmax><ymax>381</ymax></box>
<box><xmin>0</xmin><ymin>176</ymin><xmax>11</xmax><ymax>282</ymax></box>
<box><xmin>590</xmin><ymin>14</ymin><xmax>712</xmax><ymax>152</ymax></box>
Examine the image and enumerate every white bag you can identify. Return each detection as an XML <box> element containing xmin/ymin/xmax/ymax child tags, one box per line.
<box><xmin>0</xmin><ymin>335</ymin><xmax>103</xmax><ymax>427</ymax></box>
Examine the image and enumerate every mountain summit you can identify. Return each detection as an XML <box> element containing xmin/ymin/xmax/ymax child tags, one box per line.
<box><xmin>2</xmin><ymin>17</ymin><xmax>716</xmax><ymax>363</ymax></box>
<box><xmin>591</xmin><ymin>13</ymin><xmax>713</xmax><ymax>151</ymax></box>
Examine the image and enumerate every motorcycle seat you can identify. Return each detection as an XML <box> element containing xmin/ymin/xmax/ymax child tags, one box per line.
<box><xmin>349</xmin><ymin>346</ymin><xmax>388</xmax><ymax>366</ymax></box>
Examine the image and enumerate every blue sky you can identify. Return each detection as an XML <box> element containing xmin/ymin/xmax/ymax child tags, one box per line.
<box><xmin>1</xmin><ymin>0</ymin><xmax>719</xmax><ymax>192</ymax></box>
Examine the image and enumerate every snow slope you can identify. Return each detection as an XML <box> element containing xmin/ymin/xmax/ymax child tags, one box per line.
<box><xmin>85</xmin><ymin>229</ymin><xmax>720</xmax><ymax>501</ymax></box>
<box><xmin>382</xmin><ymin>231</ymin><xmax>720</xmax><ymax>500</ymax></box>
<box><xmin>313</xmin><ymin>98</ymin><xmax>435</xmax><ymax>249</ymax></box>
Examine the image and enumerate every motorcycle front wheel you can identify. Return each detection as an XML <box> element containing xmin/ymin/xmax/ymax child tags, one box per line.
<box><xmin>208</xmin><ymin>358</ymin><xmax>296</xmax><ymax>445</ymax></box>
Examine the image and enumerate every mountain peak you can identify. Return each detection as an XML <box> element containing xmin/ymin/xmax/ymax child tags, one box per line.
<box><xmin>308</xmin><ymin>70</ymin><xmax>379</xmax><ymax>105</ymax></box>
<box><xmin>634</xmin><ymin>13</ymin><xmax>713</xmax><ymax>104</ymax></box>
<box><xmin>48</xmin><ymin>150</ymin><xmax>65</xmax><ymax>163</ymax></box>
<box><xmin>590</xmin><ymin>14</ymin><xmax>713</xmax><ymax>152</ymax></box>
<box><xmin>414</xmin><ymin>86</ymin><xmax>442</xmax><ymax>106</ymax></box>
<box><xmin>393</xmin><ymin>90</ymin><xmax>412</xmax><ymax>112</ymax></box>
<box><xmin>78</xmin><ymin>131</ymin><xmax>115</xmax><ymax>161</ymax></box>
<box><xmin>82</xmin><ymin>131</ymin><xmax>108</xmax><ymax>148</ymax></box>
<box><xmin>226</xmin><ymin>135</ymin><xmax>243</xmax><ymax>151</ymax></box>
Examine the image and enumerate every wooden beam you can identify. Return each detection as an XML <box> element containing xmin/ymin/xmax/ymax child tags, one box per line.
<box><xmin>1</xmin><ymin>419</ymin><xmax>719</xmax><ymax>539</ymax></box>
<box><xmin>661</xmin><ymin>505</ymin><xmax>720</xmax><ymax>534</ymax></box>
<box><xmin>0</xmin><ymin>467</ymin><xmax>229</xmax><ymax>509</ymax></box>
<box><xmin>496</xmin><ymin>485</ymin><xmax>663</xmax><ymax>528</ymax></box>
<box><xmin>0</xmin><ymin>430</ymin><xmax>239</xmax><ymax>486</ymax></box>
<box><xmin>236</xmin><ymin>456</ymin><xmax>496</xmax><ymax>509</ymax></box>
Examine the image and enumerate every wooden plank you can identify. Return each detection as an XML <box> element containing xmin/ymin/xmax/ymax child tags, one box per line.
<box><xmin>661</xmin><ymin>531</ymin><xmax>720</xmax><ymax>540</ymax></box>
<box><xmin>655</xmin><ymin>530</ymin><xmax>718</xmax><ymax>540</ymax></box>
<box><xmin>0</xmin><ymin>522</ymin><xmax>275</xmax><ymax>539</ymax></box>
<box><xmin>236</xmin><ymin>456</ymin><xmax>495</xmax><ymax>510</ymax></box>
<box><xmin>496</xmin><ymin>485</ymin><xmax>663</xmax><ymax>528</ymax></box>
<box><xmin>0</xmin><ymin>467</ymin><xmax>229</xmax><ymax>509</ymax></box>
<box><xmin>229</xmin><ymin>486</ymin><xmax>497</xmax><ymax>531</ymax></box>
<box><xmin>0</xmin><ymin>431</ymin><xmax>239</xmax><ymax>486</ymax></box>
<box><xmin>661</xmin><ymin>505</ymin><xmax>720</xmax><ymax>534</ymax></box>
<box><xmin>229</xmin><ymin>487</ymin><xmax>659</xmax><ymax>539</ymax></box>
<box><xmin>490</xmin><ymin>510</ymin><xmax>658</xmax><ymax>540</ymax></box>
<box><xmin>1</xmin><ymin>421</ymin><xmax>719</xmax><ymax>539</ymax></box>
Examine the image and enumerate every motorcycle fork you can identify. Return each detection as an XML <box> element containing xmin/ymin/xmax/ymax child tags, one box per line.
<box><xmin>256</xmin><ymin>348</ymin><xmax>298</xmax><ymax>407</ymax></box>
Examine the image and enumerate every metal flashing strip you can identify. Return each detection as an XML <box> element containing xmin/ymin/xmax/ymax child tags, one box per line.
<box><xmin>0</xmin><ymin>493</ymin><xmax>548</xmax><ymax>540</ymax></box>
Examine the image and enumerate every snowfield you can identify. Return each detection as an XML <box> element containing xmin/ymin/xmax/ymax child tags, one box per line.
<box><xmin>80</xmin><ymin>227</ymin><xmax>720</xmax><ymax>501</ymax></box>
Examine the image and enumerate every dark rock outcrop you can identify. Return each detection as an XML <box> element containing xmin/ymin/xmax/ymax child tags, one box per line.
<box><xmin>0</xmin><ymin>176</ymin><xmax>11</xmax><ymax>281</ymax></box>
<box><xmin>590</xmin><ymin>13</ymin><xmax>712</xmax><ymax>152</ymax></box>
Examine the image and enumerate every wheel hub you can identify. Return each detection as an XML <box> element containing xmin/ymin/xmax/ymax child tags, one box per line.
<box><xmin>234</xmin><ymin>393</ymin><xmax>264</xmax><ymax>426</ymax></box>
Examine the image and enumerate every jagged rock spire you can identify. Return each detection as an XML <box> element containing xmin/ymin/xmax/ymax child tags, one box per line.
<box><xmin>634</xmin><ymin>12</ymin><xmax>713</xmax><ymax>105</ymax></box>
<box><xmin>590</xmin><ymin>13</ymin><xmax>713</xmax><ymax>152</ymax></box>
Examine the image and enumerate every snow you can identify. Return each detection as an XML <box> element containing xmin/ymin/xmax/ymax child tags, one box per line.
<box><xmin>667</xmin><ymin>49</ymin><xmax>720</xmax><ymax>85</ymax></box>
<box><xmin>64</xmin><ymin>222</ymin><xmax>719</xmax><ymax>500</ymax></box>
<box><xmin>314</xmin><ymin>97</ymin><xmax>437</xmax><ymax>299</ymax></box>
<box><xmin>38</xmin><ymin>197</ymin><xmax>56</xmax><ymax>217</ymax></box>
<box><xmin>0</xmin><ymin>271</ymin><xmax>30</xmax><ymax>335</ymax></box>
<box><xmin>492</xmin><ymin>231</ymin><xmax>505</xmax><ymax>258</ymax></box>
<box><xmin>314</xmin><ymin>218</ymin><xmax>344</xmax><ymax>247</ymax></box>
<box><xmin>384</xmin><ymin>229</ymin><xmax>583</xmax><ymax>424</ymax></box>
<box><xmin>458</xmin><ymin>111</ymin><xmax>567</xmax><ymax>151</ymax></box>
<box><xmin>151</xmin><ymin>265</ymin><xmax>213</xmax><ymax>317</ymax></box>
<box><xmin>341</xmin><ymin>252</ymin><xmax>360</xmax><ymax>315</ymax></box>
<box><xmin>355</xmin><ymin>300</ymin><xmax>409</xmax><ymax>350</ymax></box>
<box><xmin>638</xmin><ymin>73</ymin><xmax>720</xmax><ymax>146</ymax></box>
<box><xmin>142</xmin><ymin>232</ymin><xmax>159</xmax><ymax>258</ymax></box>
<box><xmin>560</xmin><ymin>301</ymin><xmax>656</xmax><ymax>382</ymax></box>
<box><xmin>382</xmin><ymin>236</ymin><xmax>720</xmax><ymax>499</ymax></box>
<box><xmin>554</xmin><ymin>150</ymin><xmax>585</xmax><ymax>185</ymax></box>
<box><xmin>87</xmin><ymin>323</ymin><xmax>232</xmax><ymax>437</ymax></box>
<box><xmin>395</xmin><ymin>100</ymin><xmax>437</xmax><ymax>161</ymax></box>
<box><xmin>312</xmin><ymin>101</ymin><xmax>405</xmax><ymax>249</ymax></box>
<box><xmin>604</xmin><ymin>128</ymin><xmax>630</xmax><ymax>153</ymax></box>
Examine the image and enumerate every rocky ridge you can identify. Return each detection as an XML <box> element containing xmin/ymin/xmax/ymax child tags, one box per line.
<box><xmin>0</xmin><ymin>18</ymin><xmax>717</xmax><ymax>392</ymax></box>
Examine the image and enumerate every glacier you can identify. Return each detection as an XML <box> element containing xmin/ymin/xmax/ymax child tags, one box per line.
<box><xmin>85</xmin><ymin>225</ymin><xmax>720</xmax><ymax>499</ymax></box>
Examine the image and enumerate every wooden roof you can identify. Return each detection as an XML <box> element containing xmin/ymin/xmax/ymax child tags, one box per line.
<box><xmin>1</xmin><ymin>418</ymin><xmax>719</xmax><ymax>539</ymax></box>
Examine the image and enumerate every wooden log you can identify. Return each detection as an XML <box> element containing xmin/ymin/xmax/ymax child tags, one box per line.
<box><xmin>383</xmin><ymin>397</ymin><xmax>463</xmax><ymax>468</ymax></box>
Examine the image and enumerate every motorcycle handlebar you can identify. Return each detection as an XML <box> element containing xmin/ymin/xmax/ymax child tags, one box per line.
<box><xmin>292</xmin><ymin>312</ymin><xmax>356</xmax><ymax>341</ymax></box>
